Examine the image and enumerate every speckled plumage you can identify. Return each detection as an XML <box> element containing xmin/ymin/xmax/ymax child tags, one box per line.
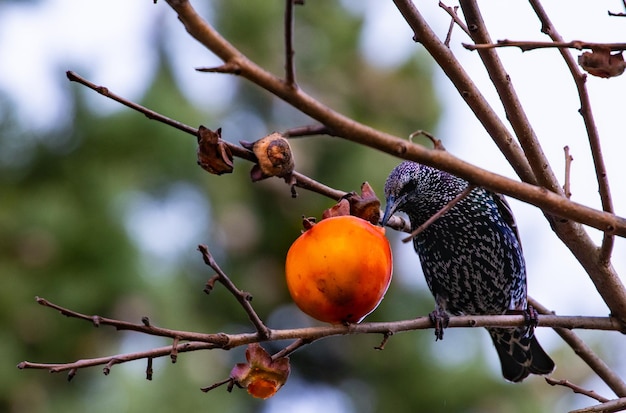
<box><xmin>382</xmin><ymin>161</ymin><xmax>554</xmax><ymax>382</ymax></box>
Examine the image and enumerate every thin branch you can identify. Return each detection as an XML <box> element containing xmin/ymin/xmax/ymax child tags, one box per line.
<box><xmin>443</xmin><ymin>4</ymin><xmax>459</xmax><ymax>47</ymax></box>
<box><xmin>146</xmin><ymin>357</ymin><xmax>153</xmax><ymax>380</ymax></box>
<box><xmin>18</xmin><ymin>341</ymin><xmax>218</xmax><ymax>374</ymax></box>
<box><xmin>374</xmin><ymin>331</ymin><xmax>394</xmax><ymax>350</ymax></box>
<box><xmin>563</xmin><ymin>146</ymin><xmax>574</xmax><ymax>199</ymax></box>
<box><xmin>33</xmin><ymin>296</ymin><xmax>229</xmax><ymax>345</ymax></box>
<box><xmin>284</xmin><ymin>0</ymin><xmax>297</xmax><ymax>87</ymax></box>
<box><xmin>200</xmin><ymin>377</ymin><xmax>234</xmax><ymax>393</ymax></box>
<box><xmin>271</xmin><ymin>338</ymin><xmax>312</xmax><ymax>360</ymax></box>
<box><xmin>402</xmin><ymin>184</ymin><xmax>476</xmax><ymax>243</ymax></box>
<box><xmin>197</xmin><ymin>245</ymin><xmax>271</xmax><ymax>339</ymax></box>
<box><xmin>66</xmin><ymin>70</ymin><xmax>198</xmax><ymax>138</ymax></box>
<box><xmin>170</xmin><ymin>336</ymin><xmax>180</xmax><ymax>363</ymax></box>
<box><xmin>438</xmin><ymin>1</ymin><xmax>470</xmax><ymax>39</ymax></box>
<box><xmin>66</xmin><ymin>70</ymin><xmax>344</xmax><ymax>201</ymax></box>
<box><xmin>569</xmin><ymin>397</ymin><xmax>626</xmax><ymax>413</ymax></box>
<box><xmin>545</xmin><ymin>377</ymin><xmax>609</xmax><ymax>403</ymax></box>
<box><xmin>608</xmin><ymin>1</ymin><xmax>626</xmax><ymax>17</ymax></box>
<box><xmin>282</xmin><ymin>124</ymin><xmax>332</xmax><ymax>138</ymax></box>
<box><xmin>528</xmin><ymin>0</ymin><xmax>616</xmax><ymax>264</ymax></box>
<box><xmin>464</xmin><ymin>40</ymin><xmax>626</xmax><ymax>52</ymax></box>
<box><xmin>195</xmin><ymin>62</ymin><xmax>242</xmax><ymax>75</ymax></box>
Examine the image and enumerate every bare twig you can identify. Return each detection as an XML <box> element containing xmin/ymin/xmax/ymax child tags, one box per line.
<box><xmin>32</xmin><ymin>296</ymin><xmax>229</xmax><ymax>344</ymax></box>
<box><xmin>66</xmin><ymin>70</ymin><xmax>344</xmax><ymax>201</ymax></box>
<box><xmin>409</xmin><ymin>130</ymin><xmax>445</xmax><ymax>150</ymax></box>
<box><xmin>438</xmin><ymin>2</ymin><xmax>470</xmax><ymax>38</ymax></box>
<box><xmin>402</xmin><ymin>184</ymin><xmax>476</xmax><ymax>243</ymax></box>
<box><xmin>443</xmin><ymin>4</ymin><xmax>459</xmax><ymax>47</ymax></box>
<box><xmin>464</xmin><ymin>40</ymin><xmax>626</xmax><ymax>52</ymax></box>
<box><xmin>563</xmin><ymin>146</ymin><xmax>574</xmax><ymax>199</ymax></box>
<box><xmin>197</xmin><ymin>245</ymin><xmax>271</xmax><ymax>339</ymax></box>
<box><xmin>66</xmin><ymin>70</ymin><xmax>199</xmax><ymax>138</ymax></box>
<box><xmin>201</xmin><ymin>377</ymin><xmax>234</xmax><ymax>393</ymax></box>
<box><xmin>18</xmin><ymin>341</ymin><xmax>219</xmax><ymax>374</ymax></box>
<box><xmin>569</xmin><ymin>397</ymin><xmax>626</xmax><ymax>413</ymax></box>
<box><xmin>146</xmin><ymin>357</ymin><xmax>153</xmax><ymax>380</ymax></box>
<box><xmin>284</xmin><ymin>0</ymin><xmax>297</xmax><ymax>87</ymax></box>
<box><xmin>545</xmin><ymin>377</ymin><xmax>609</xmax><ymax>403</ymax></box>
<box><xmin>271</xmin><ymin>338</ymin><xmax>312</xmax><ymax>360</ymax></box>
<box><xmin>195</xmin><ymin>62</ymin><xmax>242</xmax><ymax>75</ymax></box>
<box><xmin>282</xmin><ymin>124</ymin><xmax>332</xmax><ymax>138</ymax></box>
<box><xmin>374</xmin><ymin>331</ymin><xmax>394</xmax><ymax>350</ymax></box>
<box><xmin>170</xmin><ymin>336</ymin><xmax>180</xmax><ymax>363</ymax></box>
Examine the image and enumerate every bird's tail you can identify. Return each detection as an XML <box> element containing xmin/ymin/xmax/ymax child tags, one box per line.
<box><xmin>487</xmin><ymin>327</ymin><xmax>555</xmax><ymax>382</ymax></box>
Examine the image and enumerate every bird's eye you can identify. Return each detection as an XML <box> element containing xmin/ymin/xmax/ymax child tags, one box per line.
<box><xmin>399</xmin><ymin>179</ymin><xmax>418</xmax><ymax>198</ymax></box>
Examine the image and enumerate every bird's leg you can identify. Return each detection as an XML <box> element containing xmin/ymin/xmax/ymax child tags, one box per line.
<box><xmin>504</xmin><ymin>306</ymin><xmax>539</xmax><ymax>327</ymax></box>
<box><xmin>428</xmin><ymin>308</ymin><xmax>450</xmax><ymax>341</ymax></box>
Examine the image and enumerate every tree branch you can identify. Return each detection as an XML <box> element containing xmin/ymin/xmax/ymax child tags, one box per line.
<box><xmin>18</xmin><ymin>341</ymin><xmax>218</xmax><ymax>376</ymax></box>
<box><xmin>17</xmin><ymin>296</ymin><xmax>623</xmax><ymax>376</ymax></box>
<box><xmin>464</xmin><ymin>40</ymin><xmax>626</xmax><ymax>52</ymax></box>
<box><xmin>438</xmin><ymin>1</ymin><xmax>470</xmax><ymax>39</ymax></box>
<box><xmin>545</xmin><ymin>377</ymin><xmax>609</xmax><ymax>403</ymax></box>
<box><xmin>563</xmin><ymin>146</ymin><xmax>574</xmax><ymax>199</ymax></box>
<box><xmin>569</xmin><ymin>397</ymin><xmax>626</xmax><ymax>413</ymax></box>
<box><xmin>283</xmin><ymin>0</ymin><xmax>297</xmax><ymax>87</ymax></box>
<box><xmin>528</xmin><ymin>0</ymin><xmax>616</xmax><ymax>263</ymax></box>
<box><xmin>197</xmin><ymin>245</ymin><xmax>270</xmax><ymax>339</ymax></box>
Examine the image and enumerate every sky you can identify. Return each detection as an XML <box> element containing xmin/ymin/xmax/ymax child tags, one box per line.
<box><xmin>1</xmin><ymin>0</ymin><xmax>625</xmax><ymax>411</ymax></box>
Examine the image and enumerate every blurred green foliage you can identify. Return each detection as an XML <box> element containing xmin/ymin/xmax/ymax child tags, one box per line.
<box><xmin>1</xmin><ymin>1</ymin><xmax>562</xmax><ymax>412</ymax></box>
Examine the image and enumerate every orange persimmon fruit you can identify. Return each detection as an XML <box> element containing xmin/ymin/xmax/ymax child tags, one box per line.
<box><xmin>285</xmin><ymin>215</ymin><xmax>393</xmax><ymax>324</ymax></box>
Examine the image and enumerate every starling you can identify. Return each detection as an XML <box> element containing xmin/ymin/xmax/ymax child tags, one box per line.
<box><xmin>382</xmin><ymin>161</ymin><xmax>554</xmax><ymax>382</ymax></box>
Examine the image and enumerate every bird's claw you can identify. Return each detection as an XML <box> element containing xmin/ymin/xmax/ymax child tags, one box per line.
<box><xmin>429</xmin><ymin>309</ymin><xmax>450</xmax><ymax>341</ymax></box>
<box><xmin>524</xmin><ymin>305</ymin><xmax>539</xmax><ymax>329</ymax></box>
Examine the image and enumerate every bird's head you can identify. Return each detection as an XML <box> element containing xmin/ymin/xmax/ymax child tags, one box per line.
<box><xmin>381</xmin><ymin>161</ymin><xmax>423</xmax><ymax>226</ymax></box>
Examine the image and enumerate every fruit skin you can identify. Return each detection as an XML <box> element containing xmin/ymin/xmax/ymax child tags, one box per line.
<box><xmin>285</xmin><ymin>215</ymin><xmax>393</xmax><ymax>324</ymax></box>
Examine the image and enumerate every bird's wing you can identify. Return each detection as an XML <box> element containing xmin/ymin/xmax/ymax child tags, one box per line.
<box><xmin>491</xmin><ymin>192</ymin><xmax>522</xmax><ymax>247</ymax></box>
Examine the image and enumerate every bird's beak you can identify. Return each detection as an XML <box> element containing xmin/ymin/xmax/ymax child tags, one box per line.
<box><xmin>381</xmin><ymin>196</ymin><xmax>396</xmax><ymax>226</ymax></box>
